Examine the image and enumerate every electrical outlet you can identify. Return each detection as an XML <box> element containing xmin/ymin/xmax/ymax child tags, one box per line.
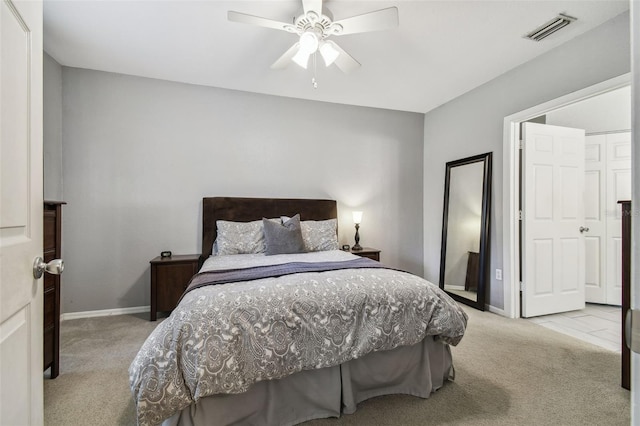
<box><xmin>495</xmin><ymin>269</ymin><xmax>502</xmax><ymax>280</ymax></box>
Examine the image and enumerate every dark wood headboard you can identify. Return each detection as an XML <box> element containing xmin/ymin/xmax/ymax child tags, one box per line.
<box><xmin>201</xmin><ymin>197</ymin><xmax>338</xmax><ymax>261</ymax></box>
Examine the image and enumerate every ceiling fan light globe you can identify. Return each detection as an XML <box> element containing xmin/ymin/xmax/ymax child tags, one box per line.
<box><xmin>292</xmin><ymin>49</ymin><xmax>311</xmax><ymax>69</ymax></box>
<box><xmin>319</xmin><ymin>42</ymin><xmax>339</xmax><ymax>66</ymax></box>
<box><xmin>299</xmin><ymin>31</ymin><xmax>319</xmax><ymax>53</ymax></box>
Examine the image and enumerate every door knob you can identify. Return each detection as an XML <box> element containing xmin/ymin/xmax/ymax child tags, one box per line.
<box><xmin>33</xmin><ymin>257</ymin><xmax>64</xmax><ymax>279</ymax></box>
<box><xmin>579</xmin><ymin>226</ymin><xmax>590</xmax><ymax>233</ymax></box>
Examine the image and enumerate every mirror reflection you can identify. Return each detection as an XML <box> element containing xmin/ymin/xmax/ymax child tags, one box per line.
<box><xmin>439</xmin><ymin>152</ymin><xmax>492</xmax><ymax>310</ymax></box>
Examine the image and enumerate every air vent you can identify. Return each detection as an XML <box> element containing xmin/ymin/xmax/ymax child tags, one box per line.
<box><xmin>525</xmin><ymin>13</ymin><xmax>577</xmax><ymax>42</ymax></box>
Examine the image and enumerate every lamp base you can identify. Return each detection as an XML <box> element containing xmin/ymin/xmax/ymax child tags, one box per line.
<box><xmin>351</xmin><ymin>244</ymin><xmax>363</xmax><ymax>251</ymax></box>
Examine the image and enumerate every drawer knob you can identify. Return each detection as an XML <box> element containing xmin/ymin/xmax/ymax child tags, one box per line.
<box><xmin>33</xmin><ymin>257</ymin><xmax>64</xmax><ymax>279</ymax></box>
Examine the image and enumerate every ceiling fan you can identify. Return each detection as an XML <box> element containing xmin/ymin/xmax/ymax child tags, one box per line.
<box><xmin>228</xmin><ymin>0</ymin><xmax>399</xmax><ymax>74</ymax></box>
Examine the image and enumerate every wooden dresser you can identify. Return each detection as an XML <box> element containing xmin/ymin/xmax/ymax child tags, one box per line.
<box><xmin>44</xmin><ymin>201</ymin><xmax>65</xmax><ymax>378</ymax></box>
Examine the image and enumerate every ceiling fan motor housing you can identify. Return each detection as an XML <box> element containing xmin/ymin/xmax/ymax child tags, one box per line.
<box><xmin>291</xmin><ymin>11</ymin><xmax>343</xmax><ymax>38</ymax></box>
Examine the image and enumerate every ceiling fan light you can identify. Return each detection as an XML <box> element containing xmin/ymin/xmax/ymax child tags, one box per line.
<box><xmin>299</xmin><ymin>31</ymin><xmax>319</xmax><ymax>53</ymax></box>
<box><xmin>292</xmin><ymin>49</ymin><xmax>311</xmax><ymax>69</ymax></box>
<box><xmin>319</xmin><ymin>42</ymin><xmax>339</xmax><ymax>66</ymax></box>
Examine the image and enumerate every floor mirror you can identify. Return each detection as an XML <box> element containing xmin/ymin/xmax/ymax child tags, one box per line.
<box><xmin>439</xmin><ymin>152</ymin><xmax>492</xmax><ymax>310</ymax></box>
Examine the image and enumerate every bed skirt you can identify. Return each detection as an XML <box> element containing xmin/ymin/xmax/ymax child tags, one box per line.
<box><xmin>162</xmin><ymin>336</ymin><xmax>453</xmax><ymax>426</ymax></box>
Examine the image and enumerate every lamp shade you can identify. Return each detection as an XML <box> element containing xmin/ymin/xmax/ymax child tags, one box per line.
<box><xmin>352</xmin><ymin>211</ymin><xmax>363</xmax><ymax>224</ymax></box>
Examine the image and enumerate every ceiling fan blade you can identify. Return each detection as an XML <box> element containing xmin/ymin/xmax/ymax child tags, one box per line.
<box><xmin>326</xmin><ymin>41</ymin><xmax>360</xmax><ymax>73</ymax></box>
<box><xmin>271</xmin><ymin>43</ymin><xmax>301</xmax><ymax>69</ymax></box>
<box><xmin>228</xmin><ymin>11</ymin><xmax>292</xmax><ymax>32</ymax></box>
<box><xmin>332</xmin><ymin>7</ymin><xmax>398</xmax><ymax>36</ymax></box>
<box><xmin>302</xmin><ymin>0</ymin><xmax>322</xmax><ymax>15</ymax></box>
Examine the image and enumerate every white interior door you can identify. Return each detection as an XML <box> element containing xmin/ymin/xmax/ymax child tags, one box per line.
<box><xmin>0</xmin><ymin>0</ymin><xmax>44</xmax><ymax>424</ymax></box>
<box><xmin>583</xmin><ymin>132</ymin><xmax>631</xmax><ymax>306</ymax></box>
<box><xmin>522</xmin><ymin>122</ymin><xmax>586</xmax><ymax>318</ymax></box>
<box><xmin>584</xmin><ymin>135</ymin><xmax>606</xmax><ymax>304</ymax></box>
<box><xmin>605</xmin><ymin>131</ymin><xmax>631</xmax><ymax>306</ymax></box>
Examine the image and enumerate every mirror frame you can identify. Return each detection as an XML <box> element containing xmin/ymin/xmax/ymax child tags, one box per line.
<box><xmin>439</xmin><ymin>152</ymin><xmax>492</xmax><ymax>311</ymax></box>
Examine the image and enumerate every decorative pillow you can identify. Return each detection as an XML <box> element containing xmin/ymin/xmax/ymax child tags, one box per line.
<box><xmin>215</xmin><ymin>219</ymin><xmax>267</xmax><ymax>256</ymax></box>
<box><xmin>282</xmin><ymin>217</ymin><xmax>339</xmax><ymax>252</ymax></box>
<box><xmin>263</xmin><ymin>214</ymin><xmax>305</xmax><ymax>255</ymax></box>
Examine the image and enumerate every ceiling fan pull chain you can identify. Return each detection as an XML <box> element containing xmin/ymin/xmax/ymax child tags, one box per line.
<box><xmin>312</xmin><ymin>52</ymin><xmax>318</xmax><ymax>89</ymax></box>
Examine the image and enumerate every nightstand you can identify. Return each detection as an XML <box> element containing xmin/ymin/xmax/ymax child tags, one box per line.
<box><xmin>150</xmin><ymin>254</ymin><xmax>200</xmax><ymax>321</ymax></box>
<box><xmin>349</xmin><ymin>247</ymin><xmax>381</xmax><ymax>262</ymax></box>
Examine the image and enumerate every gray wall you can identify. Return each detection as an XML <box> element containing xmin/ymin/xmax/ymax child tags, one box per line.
<box><xmin>423</xmin><ymin>11</ymin><xmax>630</xmax><ymax>310</ymax></box>
<box><xmin>60</xmin><ymin>68</ymin><xmax>424</xmax><ymax>313</ymax></box>
<box><xmin>44</xmin><ymin>52</ymin><xmax>63</xmax><ymax>201</ymax></box>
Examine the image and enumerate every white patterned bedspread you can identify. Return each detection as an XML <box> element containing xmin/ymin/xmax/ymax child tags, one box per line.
<box><xmin>129</xmin><ymin>250</ymin><xmax>467</xmax><ymax>425</ymax></box>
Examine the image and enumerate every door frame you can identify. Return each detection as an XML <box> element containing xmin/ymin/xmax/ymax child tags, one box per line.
<box><xmin>502</xmin><ymin>73</ymin><xmax>631</xmax><ymax>319</ymax></box>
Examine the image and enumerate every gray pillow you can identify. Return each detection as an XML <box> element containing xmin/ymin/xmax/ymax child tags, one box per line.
<box><xmin>263</xmin><ymin>214</ymin><xmax>306</xmax><ymax>255</ymax></box>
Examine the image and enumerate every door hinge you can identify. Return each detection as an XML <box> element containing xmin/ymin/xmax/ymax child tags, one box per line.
<box><xmin>519</xmin><ymin>210</ymin><xmax>523</xmax><ymax>221</ymax></box>
<box><xmin>519</xmin><ymin>140</ymin><xmax>524</xmax><ymax>150</ymax></box>
<box><xmin>519</xmin><ymin>281</ymin><xmax>524</xmax><ymax>291</ymax></box>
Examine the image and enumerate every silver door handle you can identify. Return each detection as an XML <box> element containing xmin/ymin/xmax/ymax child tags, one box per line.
<box><xmin>33</xmin><ymin>257</ymin><xmax>64</xmax><ymax>279</ymax></box>
<box><xmin>579</xmin><ymin>226</ymin><xmax>590</xmax><ymax>233</ymax></box>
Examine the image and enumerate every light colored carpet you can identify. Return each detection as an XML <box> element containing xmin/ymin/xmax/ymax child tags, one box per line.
<box><xmin>44</xmin><ymin>307</ymin><xmax>630</xmax><ymax>425</ymax></box>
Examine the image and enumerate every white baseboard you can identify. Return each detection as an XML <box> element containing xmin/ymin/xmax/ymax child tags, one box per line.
<box><xmin>486</xmin><ymin>304</ymin><xmax>508</xmax><ymax>317</ymax></box>
<box><xmin>61</xmin><ymin>306</ymin><xmax>150</xmax><ymax>321</ymax></box>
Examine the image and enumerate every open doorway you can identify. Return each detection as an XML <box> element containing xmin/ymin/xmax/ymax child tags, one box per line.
<box><xmin>502</xmin><ymin>73</ymin><xmax>631</xmax><ymax>320</ymax></box>
<box><xmin>521</xmin><ymin>86</ymin><xmax>631</xmax><ymax>316</ymax></box>
<box><xmin>503</xmin><ymin>75</ymin><xmax>631</xmax><ymax>358</ymax></box>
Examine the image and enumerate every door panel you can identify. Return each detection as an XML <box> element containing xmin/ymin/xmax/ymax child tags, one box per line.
<box><xmin>533</xmin><ymin>165</ymin><xmax>553</xmax><ymax>219</ymax></box>
<box><xmin>584</xmin><ymin>236</ymin><xmax>601</xmax><ymax>293</ymax></box>
<box><xmin>522</xmin><ymin>122</ymin><xmax>586</xmax><ymax>317</ymax></box>
<box><xmin>559</xmin><ymin>237</ymin><xmax>580</xmax><ymax>292</ymax></box>
<box><xmin>532</xmin><ymin>239</ymin><xmax>553</xmax><ymax>295</ymax></box>
<box><xmin>0</xmin><ymin>308</ymin><xmax>31</xmax><ymax>425</ymax></box>
<box><xmin>0</xmin><ymin>0</ymin><xmax>44</xmax><ymax>424</ymax></box>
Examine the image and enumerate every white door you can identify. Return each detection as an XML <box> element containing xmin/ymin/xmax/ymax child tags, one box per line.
<box><xmin>584</xmin><ymin>135</ymin><xmax>606</xmax><ymax>304</ymax></box>
<box><xmin>0</xmin><ymin>0</ymin><xmax>44</xmax><ymax>424</ymax></box>
<box><xmin>605</xmin><ymin>132</ymin><xmax>631</xmax><ymax>306</ymax></box>
<box><xmin>522</xmin><ymin>122</ymin><xmax>586</xmax><ymax>317</ymax></box>
<box><xmin>583</xmin><ymin>132</ymin><xmax>631</xmax><ymax>306</ymax></box>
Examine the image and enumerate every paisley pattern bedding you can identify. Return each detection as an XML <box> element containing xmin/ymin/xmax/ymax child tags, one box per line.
<box><xmin>129</xmin><ymin>251</ymin><xmax>467</xmax><ymax>425</ymax></box>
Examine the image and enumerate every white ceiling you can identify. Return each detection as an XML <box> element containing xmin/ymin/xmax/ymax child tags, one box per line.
<box><xmin>43</xmin><ymin>0</ymin><xmax>630</xmax><ymax>113</ymax></box>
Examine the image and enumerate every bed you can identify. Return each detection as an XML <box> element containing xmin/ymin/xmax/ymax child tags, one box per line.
<box><xmin>129</xmin><ymin>197</ymin><xmax>468</xmax><ymax>426</ymax></box>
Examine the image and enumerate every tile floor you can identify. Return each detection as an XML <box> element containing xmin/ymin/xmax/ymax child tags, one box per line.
<box><xmin>526</xmin><ymin>303</ymin><xmax>622</xmax><ymax>352</ymax></box>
